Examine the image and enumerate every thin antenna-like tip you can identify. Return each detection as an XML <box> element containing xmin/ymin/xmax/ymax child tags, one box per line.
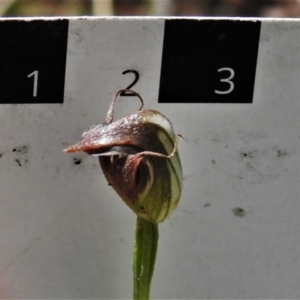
<box><xmin>105</xmin><ymin>89</ymin><xmax>144</xmax><ymax>124</ymax></box>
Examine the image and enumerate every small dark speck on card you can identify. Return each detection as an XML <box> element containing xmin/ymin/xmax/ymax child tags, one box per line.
<box><xmin>232</xmin><ymin>207</ymin><xmax>245</xmax><ymax>217</ymax></box>
<box><xmin>73</xmin><ymin>158</ymin><xmax>82</xmax><ymax>165</ymax></box>
<box><xmin>15</xmin><ymin>159</ymin><xmax>22</xmax><ymax>167</ymax></box>
<box><xmin>12</xmin><ymin>145</ymin><xmax>28</xmax><ymax>154</ymax></box>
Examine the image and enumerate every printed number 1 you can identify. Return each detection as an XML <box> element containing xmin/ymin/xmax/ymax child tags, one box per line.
<box><xmin>215</xmin><ymin>68</ymin><xmax>235</xmax><ymax>95</ymax></box>
<box><xmin>27</xmin><ymin>70</ymin><xmax>38</xmax><ymax>97</ymax></box>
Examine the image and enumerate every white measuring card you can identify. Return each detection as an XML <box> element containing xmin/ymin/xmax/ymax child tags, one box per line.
<box><xmin>0</xmin><ymin>17</ymin><xmax>300</xmax><ymax>299</ymax></box>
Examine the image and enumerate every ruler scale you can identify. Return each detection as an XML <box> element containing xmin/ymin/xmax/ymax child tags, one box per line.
<box><xmin>0</xmin><ymin>18</ymin><xmax>262</xmax><ymax>104</ymax></box>
<box><xmin>0</xmin><ymin>17</ymin><xmax>300</xmax><ymax>299</ymax></box>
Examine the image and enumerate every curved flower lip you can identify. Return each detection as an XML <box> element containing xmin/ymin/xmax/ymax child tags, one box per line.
<box><xmin>63</xmin><ymin>136</ymin><xmax>134</xmax><ymax>154</ymax></box>
<box><xmin>92</xmin><ymin>145</ymin><xmax>141</xmax><ymax>156</ymax></box>
<box><xmin>63</xmin><ymin>109</ymin><xmax>175</xmax><ymax>156</ymax></box>
<box><xmin>63</xmin><ymin>121</ymin><xmax>133</xmax><ymax>154</ymax></box>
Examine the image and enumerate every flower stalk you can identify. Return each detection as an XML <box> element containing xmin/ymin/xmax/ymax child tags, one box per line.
<box><xmin>133</xmin><ymin>217</ymin><xmax>158</xmax><ymax>300</ymax></box>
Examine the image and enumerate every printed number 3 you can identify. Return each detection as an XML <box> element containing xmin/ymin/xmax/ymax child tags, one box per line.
<box><xmin>215</xmin><ymin>68</ymin><xmax>234</xmax><ymax>95</ymax></box>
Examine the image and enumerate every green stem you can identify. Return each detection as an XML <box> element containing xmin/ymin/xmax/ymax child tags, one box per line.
<box><xmin>133</xmin><ymin>216</ymin><xmax>159</xmax><ymax>300</ymax></box>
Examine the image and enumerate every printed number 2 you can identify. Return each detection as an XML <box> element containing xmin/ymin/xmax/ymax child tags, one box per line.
<box><xmin>215</xmin><ymin>68</ymin><xmax>234</xmax><ymax>95</ymax></box>
<box><xmin>27</xmin><ymin>70</ymin><xmax>38</xmax><ymax>97</ymax></box>
<box><xmin>120</xmin><ymin>70</ymin><xmax>140</xmax><ymax>96</ymax></box>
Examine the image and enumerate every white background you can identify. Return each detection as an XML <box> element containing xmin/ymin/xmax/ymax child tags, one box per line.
<box><xmin>0</xmin><ymin>18</ymin><xmax>300</xmax><ymax>299</ymax></box>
